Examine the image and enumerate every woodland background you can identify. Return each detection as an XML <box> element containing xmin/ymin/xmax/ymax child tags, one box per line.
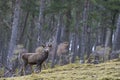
<box><xmin>0</xmin><ymin>0</ymin><xmax>120</xmax><ymax>77</ymax></box>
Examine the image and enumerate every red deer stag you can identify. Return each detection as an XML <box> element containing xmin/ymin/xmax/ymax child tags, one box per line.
<box><xmin>21</xmin><ymin>44</ymin><xmax>52</xmax><ymax>74</ymax></box>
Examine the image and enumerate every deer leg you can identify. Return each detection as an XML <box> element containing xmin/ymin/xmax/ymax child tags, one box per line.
<box><xmin>36</xmin><ymin>64</ymin><xmax>42</xmax><ymax>72</ymax></box>
<box><xmin>42</xmin><ymin>62</ymin><xmax>47</xmax><ymax>69</ymax></box>
<box><xmin>23</xmin><ymin>61</ymin><xmax>27</xmax><ymax>75</ymax></box>
<box><xmin>39</xmin><ymin>65</ymin><xmax>42</xmax><ymax>72</ymax></box>
<box><xmin>29</xmin><ymin>64</ymin><xmax>33</xmax><ymax>73</ymax></box>
<box><xmin>59</xmin><ymin>55</ymin><xmax>62</xmax><ymax>65</ymax></box>
<box><xmin>19</xmin><ymin>65</ymin><xmax>24</xmax><ymax>76</ymax></box>
<box><xmin>35</xmin><ymin>64</ymin><xmax>41</xmax><ymax>73</ymax></box>
<box><xmin>94</xmin><ymin>55</ymin><xmax>99</xmax><ymax>64</ymax></box>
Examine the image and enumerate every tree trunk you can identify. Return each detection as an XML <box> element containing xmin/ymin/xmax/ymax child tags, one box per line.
<box><xmin>18</xmin><ymin>12</ymin><xmax>29</xmax><ymax>44</ymax></box>
<box><xmin>104</xmin><ymin>28</ymin><xmax>113</xmax><ymax>60</ymax></box>
<box><xmin>80</xmin><ymin>0</ymin><xmax>89</xmax><ymax>64</ymax></box>
<box><xmin>86</xmin><ymin>26</ymin><xmax>92</xmax><ymax>60</ymax></box>
<box><xmin>71</xmin><ymin>10</ymin><xmax>80</xmax><ymax>63</ymax></box>
<box><xmin>71</xmin><ymin>33</ymin><xmax>77</xmax><ymax>63</ymax></box>
<box><xmin>58</xmin><ymin>9</ymin><xmax>71</xmax><ymax>65</ymax></box>
<box><xmin>105</xmin><ymin>28</ymin><xmax>113</xmax><ymax>48</ymax></box>
<box><xmin>36</xmin><ymin>0</ymin><xmax>45</xmax><ymax>46</ymax></box>
<box><xmin>51</xmin><ymin>13</ymin><xmax>62</xmax><ymax>68</ymax></box>
<box><xmin>62</xmin><ymin>9</ymin><xmax>71</xmax><ymax>42</ymax></box>
<box><xmin>112</xmin><ymin>14</ymin><xmax>120</xmax><ymax>59</ymax></box>
<box><xmin>27</xmin><ymin>15</ymin><xmax>36</xmax><ymax>52</ymax></box>
<box><xmin>7</xmin><ymin>0</ymin><xmax>21</xmax><ymax>77</ymax></box>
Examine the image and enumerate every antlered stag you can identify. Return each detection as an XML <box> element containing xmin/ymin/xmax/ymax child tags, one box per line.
<box><xmin>21</xmin><ymin>44</ymin><xmax>52</xmax><ymax>74</ymax></box>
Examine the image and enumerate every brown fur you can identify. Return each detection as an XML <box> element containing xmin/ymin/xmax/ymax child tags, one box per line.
<box><xmin>35</xmin><ymin>47</ymin><xmax>44</xmax><ymax>53</ymax></box>
<box><xmin>21</xmin><ymin>45</ymin><xmax>52</xmax><ymax>74</ymax></box>
<box><xmin>57</xmin><ymin>42</ymin><xmax>69</xmax><ymax>56</ymax></box>
<box><xmin>22</xmin><ymin>46</ymin><xmax>44</xmax><ymax>64</ymax></box>
<box><xmin>56</xmin><ymin>42</ymin><xmax>69</xmax><ymax>65</ymax></box>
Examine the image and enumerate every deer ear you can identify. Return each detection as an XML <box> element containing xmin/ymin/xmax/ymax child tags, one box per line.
<box><xmin>48</xmin><ymin>44</ymin><xmax>52</xmax><ymax>47</ymax></box>
<box><xmin>41</xmin><ymin>44</ymin><xmax>45</xmax><ymax>48</ymax></box>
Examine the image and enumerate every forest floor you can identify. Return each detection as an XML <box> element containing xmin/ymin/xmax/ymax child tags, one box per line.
<box><xmin>1</xmin><ymin>59</ymin><xmax>120</xmax><ymax>80</ymax></box>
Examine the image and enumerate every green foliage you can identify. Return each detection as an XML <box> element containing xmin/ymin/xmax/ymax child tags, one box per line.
<box><xmin>45</xmin><ymin>0</ymin><xmax>67</xmax><ymax>14</ymax></box>
<box><xmin>0</xmin><ymin>0</ymin><xmax>11</xmax><ymax>32</ymax></box>
<box><xmin>102</xmin><ymin>0</ymin><xmax>120</xmax><ymax>11</ymax></box>
<box><xmin>91</xmin><ymin>0</ymin><xmax>120</xmax><ymax>12</ymax></box>
<box><xmin>45</xmin><ymin>0</ymin><xmax>82</xmax><ymax>14</ymax></box>
<box><xmin>88</xmin><ymin>11</ymin><xmax>101</xmax><ymax>29</ymax></box>
<box><xmin>0</xmin><ymin>0</ymin><xmax>10</xmax><ymax>16</ymax></box>
<box><xmin>21</xmin><ymin>0</ymin><xmax>39</xmax><ymax>15</ymax></box>
<box><xmin>88</xmin><ymin>0</ymin><xmax>120</xmax><ymax>30</ymax></box>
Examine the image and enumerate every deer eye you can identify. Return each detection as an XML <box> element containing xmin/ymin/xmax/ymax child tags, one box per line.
<box><xmin>42</xmin><ymin>45</ymin><xmax>45</xmax><ymax>48</ymax></box>
<box><xmin>48</xmin><ymin>44</ymin><xmax>52</xmax><ymax>47</ymax></box>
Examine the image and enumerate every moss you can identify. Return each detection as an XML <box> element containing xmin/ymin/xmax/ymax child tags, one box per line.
<box><xmin>99</xmin><ymin>77</ymin><xmax>120</xmax><ymax>80</ymax></box>
<box><xmin>1</xmin><ymin>59</ymin><xmax>120</xmax><ymax>80</ymax></box>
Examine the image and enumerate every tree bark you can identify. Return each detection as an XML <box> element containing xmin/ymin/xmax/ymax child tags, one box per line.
<box><xmin>86</xmin><ymin>26</ymin><xmax>92</xmax><ymax>60</ymax></box>
<box><xmin>62</xmin><ymin>9</ymin><xmax>71</xmax><ymax>42</ymax></box>
<box><xmin>7</xmin><ymin>0</ymin><xmax>21</xmax><ymax>77</ymax></box>
<box><xmin>51</xmin><ymin>13</ymin><xmax>62</xmax><ymax>68</ymax></box>
<box><xmin>112</xmin><ymin>14</ymin><xmax>120</xmax><ymax>59</ymax></box>
<box><xmin>36</xmin><ymin>0</ymin><xmax>46</xmax><ymax>46</ymax></box>
<box><xmin>71</xmin><ymin>10</ymin><xmax>80</xmax><ymax>63</ymax></box>
<box><xmin>105</xmin><ymin>28</ymin><xmax>113</xmax><ymax>48</ymax></box>
<box><xmin>18</xmin><ymin>12</ymin><xmax>29</xmax><ymax>44</ymax></box>
<box><xmin>80</xmin><ymin>0</ymin><xmax>89</xmax><ymax>63</ymax></box>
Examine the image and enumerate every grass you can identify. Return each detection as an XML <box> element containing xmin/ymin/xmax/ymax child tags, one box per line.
<box><xmin>1</xmin><ymin>59</ymin><xmax>120</xmax><ymax>80</ymax></box>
